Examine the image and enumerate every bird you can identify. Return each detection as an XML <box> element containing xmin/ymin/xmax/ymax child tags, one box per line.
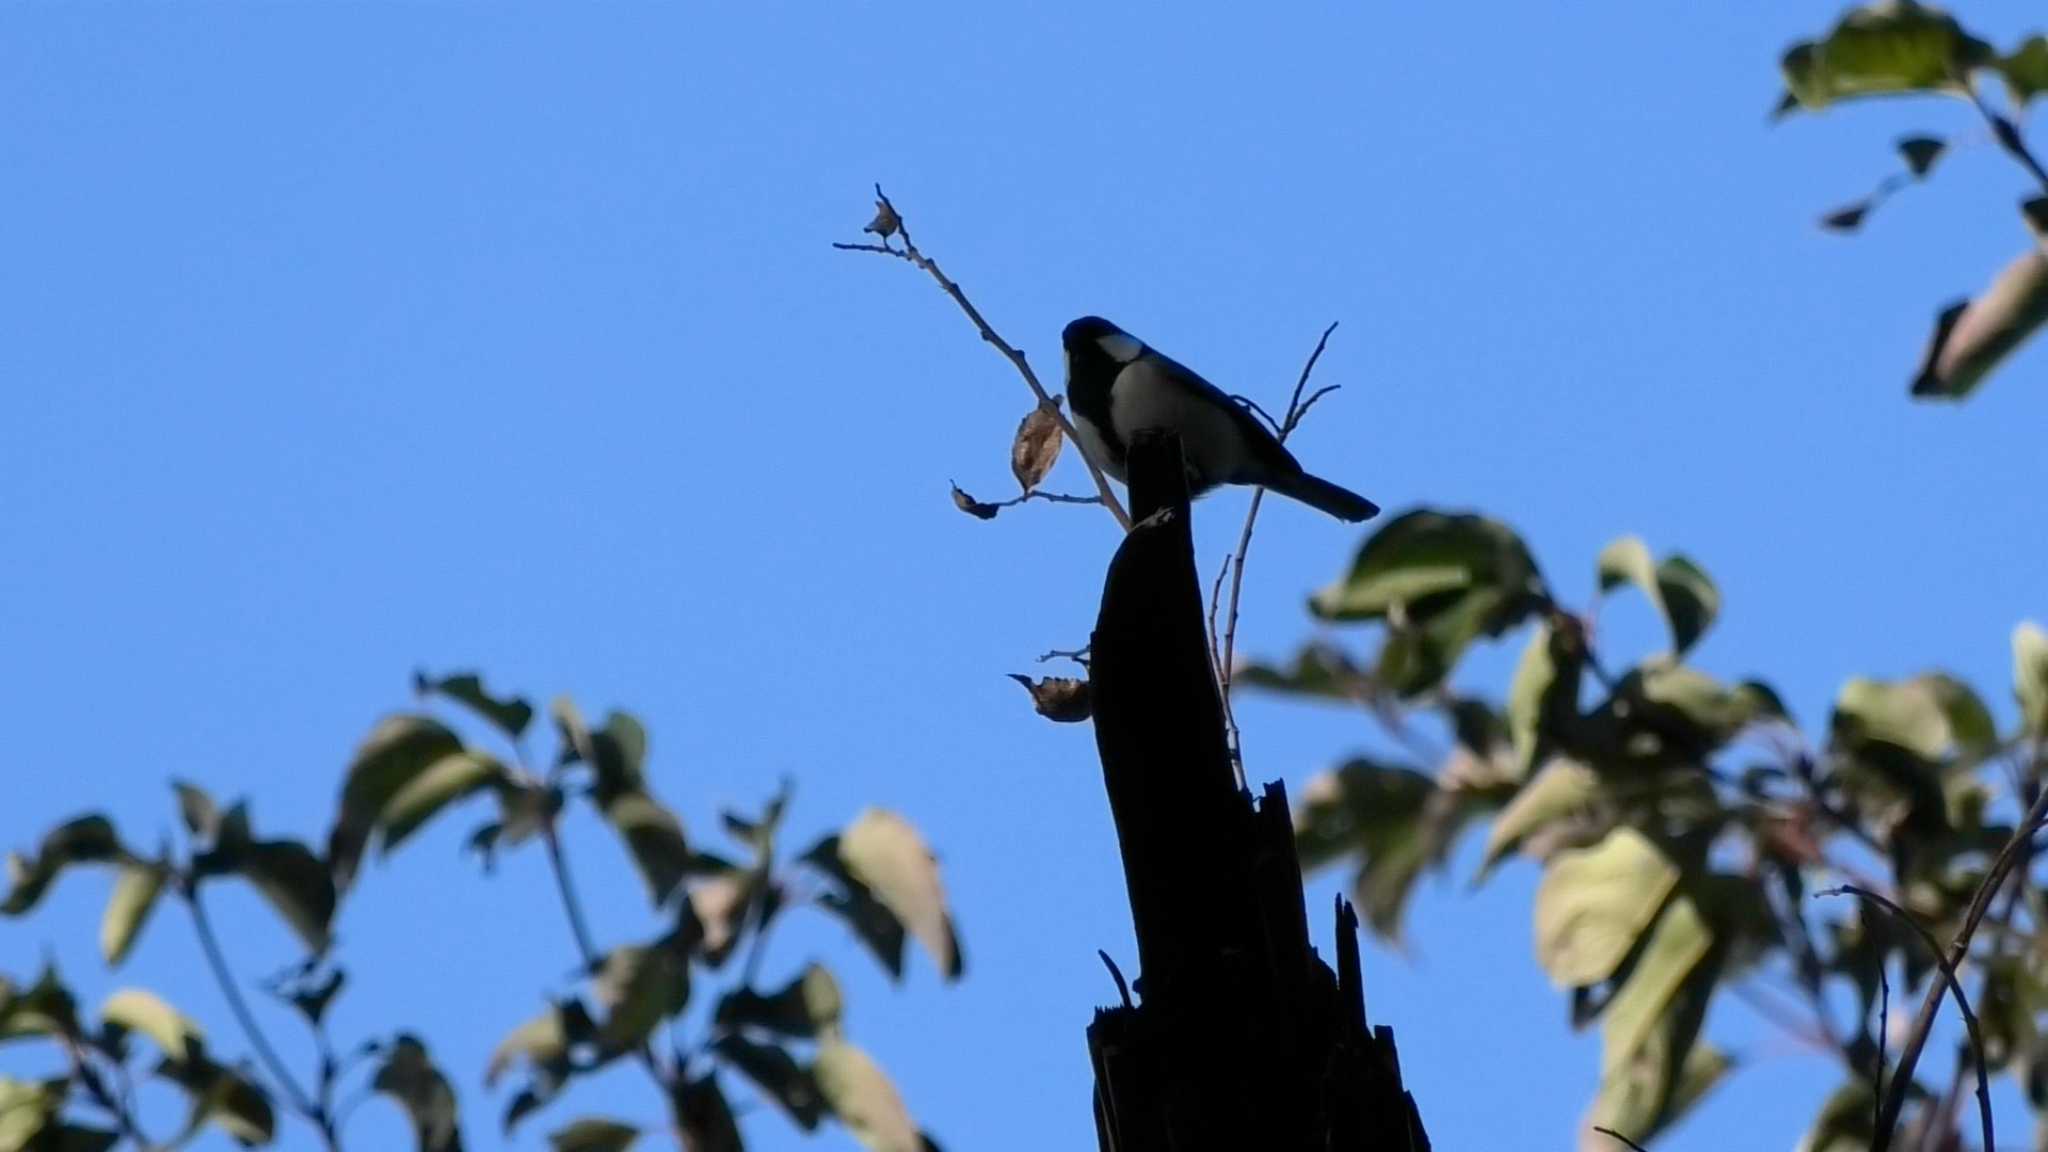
<box><xmin>1061</xmin><ymin>315</ymin><xmax>1380</xmax><ymax>522</ymax></box>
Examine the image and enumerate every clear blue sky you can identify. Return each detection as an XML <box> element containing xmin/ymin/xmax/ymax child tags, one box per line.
<box><xmin>5</xmin><ymin>3</ymin><xmax>2047</xmax><ymax>1149</ymax></box>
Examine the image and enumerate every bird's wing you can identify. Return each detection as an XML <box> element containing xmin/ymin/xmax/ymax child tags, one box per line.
<box><xmin>1145</xmin><ymin>352</ymin><xmax>1302</xmax><ymax>481</ymax></box>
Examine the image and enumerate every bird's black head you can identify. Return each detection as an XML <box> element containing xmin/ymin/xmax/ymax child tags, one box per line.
<box><xmin>1062</xmin><ymin>315</ymin><xmax>1146</xmax><ymax>376</ymax></box>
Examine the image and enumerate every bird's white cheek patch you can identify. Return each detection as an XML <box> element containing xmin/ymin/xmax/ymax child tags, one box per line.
<box><xmin>1096</xmin><ymin>332</ymin><xmax>1145</xmax><ymax>364</ymax></box>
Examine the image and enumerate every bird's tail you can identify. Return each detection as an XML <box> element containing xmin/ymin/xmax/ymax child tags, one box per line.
<box><xmin>1264</xmin><ymin>470</ymin><xmax>1380</xmax><ymax>522</ymax></box>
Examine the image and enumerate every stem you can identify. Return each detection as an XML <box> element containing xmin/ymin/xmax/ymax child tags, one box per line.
<box><xmin>185</xmin><ymin>887</ymin><xmax>338</xmax><ymax>1150</ymax></box>
<box><xmin>1968</xmin><ymin>83</ymin><xmax>2048</xmax><ymax>196</ymax></box>
<box><xmin>61</xmin><ymin>1035</ymin><xmax>159</xmax><ymax>1151</ymax></box>
<box><xmin>1871</xmin><ymin>778</ymin><xmax>2048</xmax><ymax>1150</ymax></box>
<box><xmin>834</xmin><ymin>186</ymin><xmax>1132</xmax><ymax>530</ymax></box>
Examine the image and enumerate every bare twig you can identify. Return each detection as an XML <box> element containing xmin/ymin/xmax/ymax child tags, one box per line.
<box><xmin>1817</xmin><ymin>882</ymin><xmax>1992</xmax><ymax>1152</ymax></box>
<box><xmin>1968</xmin><ymin>82</ymin><xmax>2048</xmax><ymax>197</ymax></box>
<box><xmin>1036</xmin><ymin>645</ymin><xmax>1091</xmax><ymax>667</ymax></box>
<box><xmin>836</xmin><ymin>185</ymin><xmax>1131</xmax><ymax>529</ymax></box>
<box><xmin>1592</xmin><ymin>1125</ymin><xmax>1651</xmax><ymax>1152</ymax></box>
<box><xmin>185</xmin><ymin>887</ymin><xmax>339</xmax><ymax>1150</ymax></box>
<box><xmin>1215</xmin><ymin>322</ymin><xmax>1341</xmax><ymax>777</ymax></box>
<box><xmin>1865</xmin><ymin>775</ymin><xmax>2048</xmax><ymax>1151</ymax></box>
<box><xmin>1876</xmin><ymin>962</ymin><xmax>1889</xmax><ymax>1140</ymax></box>
<box><xmin>988</xmin><ymin>489</ymin><xmax>1103</xmax><ymax>510</ymax></box>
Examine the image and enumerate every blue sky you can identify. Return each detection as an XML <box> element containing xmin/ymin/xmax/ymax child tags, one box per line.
<box><xmin>5</xmin><ymin>3</ymin><xmax>2047</xmax><ymax>1149</ymax></box>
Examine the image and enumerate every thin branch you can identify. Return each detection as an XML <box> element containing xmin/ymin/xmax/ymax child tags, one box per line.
<box><xmin>1865</xmin><ymin>775</ymin><xmax>2048</xmax><ymax>1151</ymax></box>
<box><xmin>836</xmin><ymin>185</ymin><xmax>1131</xmax><ymax>529</ymax></box>
<box><xmin>1968</xmin><ymin>82</ymin><xmax>2048</xmax><ymax>196</ymax></box>
<box><xmin>62</xmin><ymin>1034</ymin><xmax>160</xmax><ymax>1152</ymax></box>
<box><xmin>1817</xmin><ymin>882</ymin><xmax>1992</xmax><ymax>1152</ymax></box>
<box><xmin>185</xmin><ymin>887</ymin><xmax>338</xmax><ymax>1150</ymax></box>
<box><xmin>1215</xmin><ymin>322</ymin><xmax>1341</xmax><ymax>778</ymax></box>
<box><xmin>1036</xmin><ymin>645</ymin><xmax>1091</xmax><ymax>667</ymax></box>
<box><xmin>988</xmin><ymin>489</ymin><xmax>1103</xmax><ymax>510</ymax></box>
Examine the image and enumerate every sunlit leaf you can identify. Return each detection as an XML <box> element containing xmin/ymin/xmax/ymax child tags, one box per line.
<box><xmin>836</xmin><ymin>810</ymin><xmax>963</xmax><ymax>980</ymax></box>
<box><xmin>1912</xmin><ymin>249</ymin><xmax>2048</xmax><ymax>400</ymax></box>
<box><xmin>102</xmin><ymin>988</ymin><xmax>203</xmax><ymax>1062</ymax></box>
<box><xmin>415</xmin><ymin>670</ymin><xmax>535</xmax><ymax>740</ymax></box>
<box><xmin>1506</xmin><ymin>621</ymin><xmax>1581</xmax><ymax>779</ymax></box>
<box><xmin>799</xmin><ymin>839</ymin><xmax>908</xmax><ymax>978</ymax></box>
<box><xmin>371</xmin><ymin>1035</ymin><xmax>463</xmax><ymax>1152</ymax></box>
<box><xmin>0</xmin><ymin>1076</ymin><xmax>63</xmax><ymax>1152</ymax></box>
<box><xmin>711</xmin><ymin>1033</ymin><xmax>827</xmax><ymax>1130</ymax></box>
<box><xmin>594</xmin><ymin>946</ymin><xmax>690</xmax><ymax>1054</ymax></box>
<box><xmin>379</xmin><ymin>752</ymin><xmax>507</xmax><ymax>856</ymax></box>
<box><xmin>174</xmin><ymin>781</ymin><xmax>222</xmax><ymax>841</ymax></box>
<box><xmin>1598</xmin><ymin>896</ymin><xmax>1713</xmax><ymax>1078</ymax></box>
<box><xmin>331</xmin><ymin>715</ymin><xmax>464</xmax><ymax>890</ymax></box>
<box><xmin>558</xmin><ymin>705</ymin><xmax>690</xmax><ymax>906</ymax></box>
<box><xmin>2014</xmin><ymin>621</ymin><xmax>2048</xmax><ymax>741</ymax></box>
<box><xmin>815</xmin><ymin>1038</ymin><xmax>923</xmax><ymax>1152</ymax></box>
<box><xmin>1779</xmin><ymin>2</ymin><xmax>1994</xmax><ymax>112</ymax></box>
<box><xmin>1311</xmin><ymin>510</ymin><xmax>1539</xmax><ymax>620</ymax></box>
<box><xmin>714</xmin><ymin>963</ymin><xmax>843</xmax><ymax>1039</ymax></box>
<box><xmin>1481</xmin><ymin>759</ymin><xmax>1602</xmax><ymax>878</ymax></box>
<box><xmin>486</xmin><ymin>999</ymin><xmax>594</xmax><ymax>1087</ymax></box>
<box><xmin>1596</xmin><ymin>538</ymin><xmax>1720</xmax><ymax>655</ymax></box>
<box><xmin>0</xmin><ymin>966</ymin><xmax>79</xmax><ymax>1043</ymax></box>
<box><xmin>100</xmin><ymin>862</ymin><xmax>166</xmax><ymax>967</ymax></box>
<box><xmin>242</xmin><ymin>840</ymin><xmax>337</xmax><ymax>955</ymax></box>
<box><xmin>1534</xmin><ymin>829</ymin><xmax>1679</xmax><ymax>988</ymax></box>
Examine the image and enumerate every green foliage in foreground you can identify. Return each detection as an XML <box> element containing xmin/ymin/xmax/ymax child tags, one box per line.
<box><xmin>1247</xmin><ymin>507</ymin><xmax>2048</xmax><ymax>1150</ymax></box>
<box><xmin>1</xmin><ymin>672</ymin><xmax>961</xmax><ymax>1152</ymax></box>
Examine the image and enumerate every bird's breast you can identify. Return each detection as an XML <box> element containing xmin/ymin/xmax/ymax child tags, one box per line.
<box><xmin>1109</xmin><ymin>364</ymin><xmax>1247</xmax><ymax>487</ymax></box>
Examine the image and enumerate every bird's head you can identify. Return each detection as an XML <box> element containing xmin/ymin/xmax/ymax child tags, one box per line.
<box><xmin>1062</xmin><ymin>316</ymin><xmax>1147</xmax><ymax>370</ymax></box>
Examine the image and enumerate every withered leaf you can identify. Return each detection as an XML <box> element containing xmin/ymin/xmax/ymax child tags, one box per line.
<box><xmin>949</xmin><ymin>484</ymin><xmax>1000</xmax><ymax>521</ymax></box>
<box><xmin>864</xmin><ymin>196</ymin><xmax>901</xmax><ymax>241</ymax></box>
<box><xmin>1009</xmin><ymin>404</ymin><xmax>1064</xmax><ymax>493</ymax></box>
<box><xmin>1006</xmin><ymin>675</ymin><xmax>1091</xmax><ymax>723</ymax></box>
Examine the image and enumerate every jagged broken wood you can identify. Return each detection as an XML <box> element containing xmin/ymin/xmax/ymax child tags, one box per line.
<box><xmin>1084</xmin><ymin>430</ymin><xmax>1430</xmax><ymax>1151</ymax></box>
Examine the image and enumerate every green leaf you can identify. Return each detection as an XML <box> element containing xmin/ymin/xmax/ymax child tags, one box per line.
<box><xmin>2</xmin><ymin>815</ymin><xmax>124</xmax><ymax>916</ymax></box>
<box><xmin>1292</xmin><ymin>761</ymin><xmax>1453</xmax><ymax>941</ymax></box>
<box><xmin>371</xmin><ymin>1035</ymin><xmax>464</xmax><ymax>1152</ymax></box>
<box><xmin>815</xmin><ymin>1038</ymin><xmax>923</xmax><ymax>1152</ymax></box>
<box><xmin>1897</xmin><ymin>134</ymin><xmax>1946</xmax><ymax>176</ymax></box>
<box><xmin>242</xmin><ymin>840</ymin><xmax>337</xmax><ymax>955</ymax></box>
<box><xmin>715</xmin><ymin>963</ymin><xmax>843</xmax><ymax>1039</ymax></box>
<box><xmin>1831</xmin><ymin>674</ymin><xmax>1984</xmax><ymax>766</ymax></box>
<box><xmin>798</xmin><ymin>841</ymin><xmax>907</xmax><ymax>977</ymax></box>
<box><xmin>1481</xmin><ymin>759</ymin><xmax>1602</xmax><ymax>877</ymax></box>
<box><xmin>0</xmin><ymin>1077</ymin><xmax>63</xmax><ymax>1152</ymax></box>
<box><xmin>1311</xmin><ymin>510</ymin><xmax>1542</xmax><ymax>696</ymax></box>
<box><xmin>1311</xmin><ymin>510</ymin><xmax>1539</xmax><ymax>620</ymax></box>
<box><xmin>0</xmin><ymin>966</ymin><xmax>79</xmax><ymax>1043</ymax></box>
<box><xmin>1232</xmin><ymin>642</ymin><xmax>1376</xmax><ymax>703</ymax></box>
<box><xmin>603</xmin><ymin>791</ymin><xmax>692</xmax><ymax>908</ymax></box>
<box><xmin>835</xmin><ymin>810</ymin><xmax>963</xmax><ymax>980</ymax></box>
<box><xmin>379</xmin><ymin>751</ymin><xmax>507</xmax><ymax>855</ymax></box>
<box><xmin>1595</xmin><ymin>538</ymin><xmax>1719</xmax><ymax>655</ymax></box>
<box><xmin>1999</xmin><ymin>36</ymin><xmax>2048</xmax><ymax>105</ymax></box>
<box><xmin>156</xmin><ymin>1052</ymin><xmax>276</xmax><ymax>1147</ymax></box>
<box><xmin>2014</xmin><ymin>621</ymin><xmax>2048</xmax><ymax>741</ymax></box>
<box><xmin>101</xmin><ymin>988</ymin><xmax>203</xmax><ymax>1062</ymax></box>
<box><xmin>486</xmin><ymin>999</ymin><xmax>594</xmax><ymax>1086</ymax></box>
<box><xmin>711</xmin><ymin>1033</ymin><xmax>827</xmax><ymax>1130</ymax></box>
<box><xmin>1779</xmin><ymin>2</ymin><xmax>1994</xmax><ymax>112</ymax></box>
<box><xmin>1912</xmin><ymin>249</ymin><xmax>2048</xmax><ymax>400</ymax></box>
<box><xmin>1584</xmin><ymin>1040</ymin><xmax>1728</xmax><ymax>1152</ymax></box>
<box><xmin>685</xmin><ymin>869</ymin><xmax>759</xmax><ymax>967</ymax></box>
<box><xmin>173</xmin><ymin>781</ymin><xmax>222</xmax><ymax>841</ymax></box>
<box><xmin>1797</xmin><ymin>1080</ymin><xmax>1877</xmax><ymax>1152</ymax></box>
<box><xmin>100</xmin><ymin>862</ymin><xmax>166</xmax><ymax>966</ymax></box>
<box><xmin>1506</xmin><ymin>621</ymin><xmax>1581</xmax><ymax>779</ymax></box>
<box><xmin>415</xmin><ymin>670</ymin><xmax>535</xmax><ymax>740</ymax></box>
<box><xmin>330</xmin><ymin>715</ymin><xmax>464</xmax><ymax>890</ymax></box>
<box><xmin>549</xmin><ymin>1118</ymin><xmax>638</xmax><ymax>1152</ymax></box>
<box><xmin>1598</xmin><ymin>896</ymin><xmax>1713</xmax><ymax>1078</ymax></box>
<box><xmin>670</xmin><ymin>1073</ymin><xmax>742</xmax><ymax>1152</ymax></box>
<box><xmin>1534</xmin><ymin>829</ymin><xmax>1680</xmax><ymax>988</ymax></box>
<box><xmin>593</xmin><ymin>946</ymin><xmax>690</xmax><ymax>1054</ymax></box>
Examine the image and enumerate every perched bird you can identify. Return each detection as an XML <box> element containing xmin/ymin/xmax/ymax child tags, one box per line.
<box><xmin>1061</xmin><ymin>316</ymin><xmax>1380</xmax><ymax>522</ymax></box>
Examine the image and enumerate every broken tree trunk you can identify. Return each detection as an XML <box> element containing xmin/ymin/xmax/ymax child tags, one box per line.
<box><xmin>1086</xmin><ymin>430</ymin><xmax>1429</xmax><ymax>1152</ymax></box>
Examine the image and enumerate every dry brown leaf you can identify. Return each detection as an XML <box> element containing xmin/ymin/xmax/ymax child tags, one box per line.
<box><xmin>1010</xmin><ymin>403</ymin><xmax>1064</xmax><ymax>492</ymax></box>
<box><xmin>1006</xmin><ymin>674</ymin><xmax>1091</xmax><ymax>723</ymax></box>
<box><xmin>950</xmin><ymin>483</ymin><xmax>1000</xmax><ymax>520</ymax></box>
<box><xmin>864</xmin><ymin>196</ymin><xmax>901</xmax><ymax>241</ymax></box>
